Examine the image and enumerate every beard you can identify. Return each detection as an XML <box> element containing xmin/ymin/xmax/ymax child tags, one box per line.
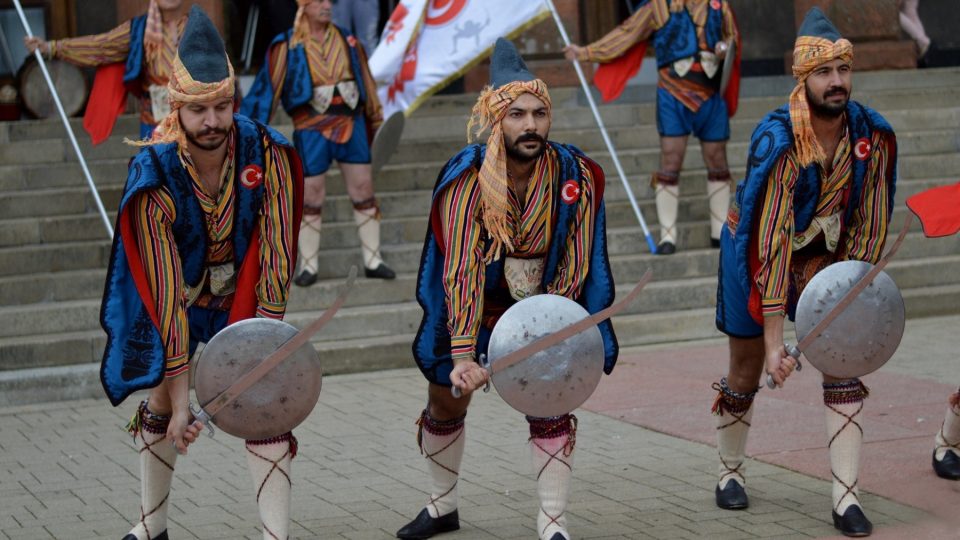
<box><xmin>504</xmin><ymin>132</ymin><xmax>547</xmax><ymax>163</ymax></box>
<box><xmin>805</xmin><ymin>84</ymin><xmax>849</xmax><ymax>118</ymax></box>
<box><xmin>185</xmin><ymin>126</ymin><xmax>229</xmax><ymax>151</ymax></box>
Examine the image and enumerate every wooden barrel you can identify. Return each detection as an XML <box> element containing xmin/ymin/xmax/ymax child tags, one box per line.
<box><xmin>17</xmin><ymin>57</ymin><xmax>88</xmax><ymax>119</ymax></box>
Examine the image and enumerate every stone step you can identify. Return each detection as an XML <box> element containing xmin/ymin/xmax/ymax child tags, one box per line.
<box><xmin>6</xmin><ymin>102</ymin><xmax>959</xmax><ymax>170</ymax></box>
<box><xmin>2</xmin><ymin>247</ymin><xmax>957</xmax><ymax>349</ymax></box>
<box><xmin>5</xmin><ymin>273</ymin><xmax>958</xmax><ymax>380</ymax></box>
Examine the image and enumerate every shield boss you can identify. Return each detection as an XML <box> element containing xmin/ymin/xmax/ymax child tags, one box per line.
<box><xmin>194</xmin><ymin>318</ymin><xmax>322</xmax><ymax>440</ymax></box>
<box><xmin>487</xmin><ymin>294</ymin><xmax>604</xmax><ymax>418</ymax></box>
<box><xmin>795</xmin><ymin>260</ymin><xmax>905</xmax><ymax>379</ymax></box>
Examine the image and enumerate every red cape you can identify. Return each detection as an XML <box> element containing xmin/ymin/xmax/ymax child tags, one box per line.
<box><xmin>83</xmin><ymin>63</ymin><xmax>128</xmax><ymax>146</ymax></box>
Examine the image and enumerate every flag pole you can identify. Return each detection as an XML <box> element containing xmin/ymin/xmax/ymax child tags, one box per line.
<box><xmin>543</xmin><ymin>0</ymin><xmax>657</xmax><ymax>253</ymax></box>
<box><xmin>13</xmin><ymin>0</ymin><xmax>114</xmax><ymax>239</ymax></box>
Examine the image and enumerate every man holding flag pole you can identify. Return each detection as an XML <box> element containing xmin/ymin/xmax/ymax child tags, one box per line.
<box><xmin>564</xmin><ymin>0</ymin><xmax>741</xmax><ymax>255</ymax></box>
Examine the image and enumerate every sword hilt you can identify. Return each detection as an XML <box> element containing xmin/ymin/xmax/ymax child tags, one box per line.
<box><xmin>765</xmin><ymin>343</ymin><xmax>804</xmax><ymax>389</ymax></box>
<box><xmin>190</xmin><ymin>402</ymin><xmax>216</xmax><ymax>437</ymax></box>
<box><xmin>450</xmin><ymin>354</ymin><xmax>492</xmax><ymax>399</ymax></box>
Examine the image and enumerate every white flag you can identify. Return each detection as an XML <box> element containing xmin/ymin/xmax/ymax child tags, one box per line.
<box><xmin>369</xmin><ymin>0</ymin><xmax>550</xmax><ymax>118</ymax></box>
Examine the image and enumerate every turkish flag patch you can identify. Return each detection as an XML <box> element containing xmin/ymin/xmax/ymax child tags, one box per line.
<box><xmin>240</xmin><ymin>164</ymin><xmax>264</xmax><ymax>189</ymax></box>
<box><xmin>854</xmin><ymin>138</ymin><xmax>871</xmax><ymax>161</ymax></box>
<box><xmin>347</xmin><ymin>35</ymin><xmax>358</xmax><ymax>47</ymax></box>
<box><xmin>710</xmin><ymin>0</ymin><xmax>721</xmax><ymax>10</ymax></box>
<box><xmin>561</xmin><ymin>179</ymin><xmax>581</xmax><ymax>204</ymax></box>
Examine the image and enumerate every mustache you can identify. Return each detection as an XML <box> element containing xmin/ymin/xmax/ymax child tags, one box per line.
<box><xmin>196</xmin><ymin>127</ymin><xmax>228</xmax><ymax>137</ymax></box>
<box><xmin>514</xmin><ymin>133</ymin><xmax>546</xmax><ymax>145</ymax></box>
<box><xmin>823</xmin><ymin>87</ymin><xmax>848</xmax><ymax>98</ymax></box>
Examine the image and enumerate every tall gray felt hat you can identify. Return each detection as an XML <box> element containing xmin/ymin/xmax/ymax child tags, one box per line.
<box><xmin>490</xmin><ymin>38</ymin><xmax>535</xmax><ymax>88</ymax></box>
<box><xmin>178</xmin><ymin>5</ymin><xmax>231</xmax><ymax>83</ymax></box>
<box><xmin>797</xmin><ymin>6</ymin><xmax>842</xmax><ymax>41</ymax></box>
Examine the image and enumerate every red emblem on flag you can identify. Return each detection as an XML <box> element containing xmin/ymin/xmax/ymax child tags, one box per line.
<box><xmin>425</xmin><ymin>0</ymin><xmax>468</xmax><ymax>26</ymax></box>
<box><xmin>240</xmin><ymin>164</ymin><xmax>263</xmax><ymax>189</ymax></box>
<box><xmin>854</xmin><ymin>138</ymin><xmax>871</xmax><ymax>161</ymax></box>
<box><xmin>385</xmin><ymin>4</ymin><xmax>410</xmax><ymax>44</ymax></box>
<box><xmin>561</xmin><ymin>180</ymin><xmax>581</xmax><ymax>204</ymax></box>
<box><xmin>710</xmin><ymin>0</ymin><xmax>721</xmax><ymax>9</ymax></box>
<box><xmin>388</xmin><ymin>39</ymin><xmax>420</xmax><ymax>103</ymax></box>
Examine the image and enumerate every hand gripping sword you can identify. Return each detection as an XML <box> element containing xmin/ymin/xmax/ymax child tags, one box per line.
<box><xmin>190</xmin><ymin>266</ymin><xmax>358</xmax><ymax>435</ymax></box>
<box><xmin>451</xmin><ymin>269</ymin><xmax>654</xmax><ymax>398</ymax></box>
<box><xmin>766</xmin><ymin>214</ymin><xmax>913</xmax><ymax>389</ymax></box>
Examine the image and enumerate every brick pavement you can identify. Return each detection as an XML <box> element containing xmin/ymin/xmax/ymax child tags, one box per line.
<box><xmin>3</xmin><ymin>317</ymin><xmax>960</xmax><ymax>539</ymax></box>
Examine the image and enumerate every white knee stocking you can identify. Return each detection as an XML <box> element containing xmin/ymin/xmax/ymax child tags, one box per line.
<box><xmin>823</xmin><ymin>380</ymin><xmax>869</xmax><ymax>515</ymax></box>
<box><xmin>418</xmin><ymin>410</ymin><xmax>465</xmax><ymax>518</ymax></box>
<box><xmin>245</xmin><ymin>434</ymin><xmax>295</xmax><ymax>540</ymax></box>
<box><xmin>126</xmin><ymin>402</ymin><xmax>177</xmax><ymax>540</ymax></box>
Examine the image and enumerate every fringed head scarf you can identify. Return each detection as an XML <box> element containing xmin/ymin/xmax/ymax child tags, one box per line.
<box><xmin>129</xmin><ymin>5</ymin><xmax>235</xmax><ymax>148</ymax></box>
<box><xmin>790</xmin><ymin>7</ymin><xmax>854</xmax><ymax>168</ymax></box>
<box><xmin>143</xmin><ymin>0</ymin><xmax>163</xmax><ymax>61</ymax></box>
<box><xmin>466</xmin><ymin>79</ymin><xmax>552</xmax><ymax>261</ymax></box>
<box><xmin>291</xmin><ymin>0</ymin><xmax>317</xmax><ymax>48</ymax></box>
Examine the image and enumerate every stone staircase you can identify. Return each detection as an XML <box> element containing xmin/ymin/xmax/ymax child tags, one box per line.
<box><xmin>2</xmin><ymin>67</ymin><xmax>959</xmax><ymax>405</ymax></box>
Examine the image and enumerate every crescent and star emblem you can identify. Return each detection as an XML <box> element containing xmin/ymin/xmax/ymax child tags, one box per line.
<box><xmin>561</xmin><ymin>180</ymin><xmax>580</xmax><ymax>204</ymax></box>
<box><xmin>854</xmin><ymin>138</ymin><xmax>871</xmax><ymax>161</ymax></box>
<box><xmin>425</xmin><ymin>0</ymin><xmax>468</xmax><ymax>26</ymax></box>
<box><xmin>240</xmin><ymin>165</ymin><xmax>264</xmax><ymax>189</ymax></box>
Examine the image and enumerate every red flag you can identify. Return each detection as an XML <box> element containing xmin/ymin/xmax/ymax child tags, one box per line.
<box><xmin>592</xmin><ymin>41</ymin><xmax>647</xmax><ymax>103</ymax></box>
<box><xmin>83</xmin><ymin>63</ymin><xmax>128</xmax><ymax>146</ymax></box>
<box><xmin>906</xmin><ymin>181</ymin><xmax>960</xmax><ymax>238</ymax></box>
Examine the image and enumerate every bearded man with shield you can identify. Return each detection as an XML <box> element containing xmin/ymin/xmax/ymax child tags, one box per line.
<box><xmin>99</xmin><ymin>7</ymin><xmax>303</xmax><ymax>539</ymax></box>
<box><xmin>396</xmin><ymin>39</ymin><xmax>618</xmax><ymax>540</ymax></box>
<box><xmin>241</xmin><ymin>0</ymin><xmax>396</xmax><ymax>286</ymax></box>
<box><xmin>712</xmin><ymin>8</ymin><xmax>897</xmax><ymax>537</ymax></box>
<box><xmin>564</xmin><ymin>0</ymin><xmax>740</xmax><ymax>255</ymax></box>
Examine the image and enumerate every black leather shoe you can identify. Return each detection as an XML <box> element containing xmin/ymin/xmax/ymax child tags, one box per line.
<box><xmin>655</xmin><ymin>241</ymin><xmax>676</xmax><ymax>255</ymax></box>
<box><xmin>365</xmin><ymin>263</ymin><xmax>396</xmax><ymax>280</ymax></box>
<box><xmin>549</xmin><ymin>534</ymin><xmax>569</xmax><ymax>540</ymax></box>
<box><xmin>121</xmin><ymin>531</ymin><xmax>168</xmax><ymax>540</ymax></box>
<box><xmin>710</xmin><ymin>238</ymin><xmax>721</xmax><ymax>248</ymax></box>
<box><xmin>396</xmin><ymin>508</ymin><xmax>459</xmax><ymax>539</ymax></box>
<box><xmin>294</xmin><ymin>270</ymin><xmax>317</xmax><ymax>287</ymax></box>
<box><xmin>933</xmin><ymin>449</ymin><xmax>960</xmax><ymax>480</ymax></box>
<box><xmin>832</xmin><ymin>506</ymin><xmax>873</xmax><ymax>537</ymax></box>
<box><xmin>715</xmin><ymin>481</ymin><xmax>749</xmax><ymax>510</ymax></box>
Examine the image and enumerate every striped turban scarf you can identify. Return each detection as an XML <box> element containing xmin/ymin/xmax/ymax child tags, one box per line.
<box><xmin>790</xmin><ymin>35</ymin><xmax>854</xmax><ymax>167</ymax></box>
<box><xmin>290</xmin><ymin>0</ymin><xmax>315</xmax><ymax>48</ymax></box>
<box><xmin>466</xmin><ymin>79</ymin><xmax>552</xmax><ymax>262</ymax></box>
<box><xmin>143</xmin><ymin>0</ymin><xmax>163</xmax><ymax>62</ymax></box>
<box><xmin>128</xmin><ymin>52</ymin><xmax>235</xmax><ymax>148</ymax></box>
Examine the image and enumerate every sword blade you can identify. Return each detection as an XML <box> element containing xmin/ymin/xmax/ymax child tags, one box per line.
<box><xmin>200</xmin><ymin>266</ymin><xmax>358</xmax><ymax>419</ymax></box>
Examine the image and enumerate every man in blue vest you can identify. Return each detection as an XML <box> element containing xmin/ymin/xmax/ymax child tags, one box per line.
<box><xmin>242</xmin><ymin>0</ymin><xmax>395</xmax><ymax>286</ymax></box>
<box><xmin>396</xmin><ymin>39</ymin><xmax>618</xmax><ymax>540</ymax></box>
<box><xmin>100</xmin><ymin>7</ymin><xmax>303</xmax><ymax>539</ymax></box>
<box><xmin>711</xmin><ymin>8</ymin><xmax>896</xmax><ymax>537</ymax></box>
<box><xmin>564</xmin><ymin>0</ymin><xmax>740</xmax><ymax>255</ymax></box>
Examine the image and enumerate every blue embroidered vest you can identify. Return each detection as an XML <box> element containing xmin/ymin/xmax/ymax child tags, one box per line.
<box><xmin>413</xmin><ymin>143</ymin><xmax>619</xmax><ymax>386</ymax></box>
<box><xmin>652</xmin><ymin>0</ymin><xmax>725</xmax><ymax>68</ymax></box>
<box><xmin>100</xmin><ymin>115</ymin><xmax>291</xmax><ymax>406</ymax></box>
<box><xmin>728</xmin><ymin>101</ymin><xmax>897</xmax><ymax>300</ymax></box>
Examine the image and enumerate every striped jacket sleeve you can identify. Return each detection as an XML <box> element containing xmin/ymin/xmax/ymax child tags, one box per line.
<box><xmin>755</xmin><ymin>153</ymin><xmax>800</xmax><ymax>318</ymax></box>
<box><xmin>50</xmin><ymin>21</ymin><xmax>131</xmax><ymax>66</ymax></box>
<box><xmin>438</xmin><ymin>170</ymin><xmax>486</xmax><ymax>363</ymax></box>
<box><xmin>131</xmin><ymin>187</ymin><xmax>190</xmax><ymax>377</ymax></box>
<box><xmin>585</xmin><ymin>0</ymin><xmax>669</xmax><ymax>63</ymax></box>
<box><xmin>255</xmin><ymin>143</ymin><xmax>297</xmax><ymax>319</ymax></box>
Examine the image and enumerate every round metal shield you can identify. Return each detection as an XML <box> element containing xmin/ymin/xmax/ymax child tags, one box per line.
<box><xmin>719</xmin><ymin>39</ymin><xmax>737</xmax><ymax>95</ymax></box>
<box><xmin>795</xmin><ymin>260</ymin><xmax>905</xmax><ymax>379</ymax></box>
<box><xmin>487</xmin><ymin>294</ymin><xmax>604</xmax><ymax>417</ymax></box>
<box><xmin>194</xmin><ymin>318</ymin><xmax>322</xmax><ymax>440</ymax></box>
<box><xmin>371</xmin><ymin>111</ymin><xmax>405</xmax><ymax>174</ymax></box>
